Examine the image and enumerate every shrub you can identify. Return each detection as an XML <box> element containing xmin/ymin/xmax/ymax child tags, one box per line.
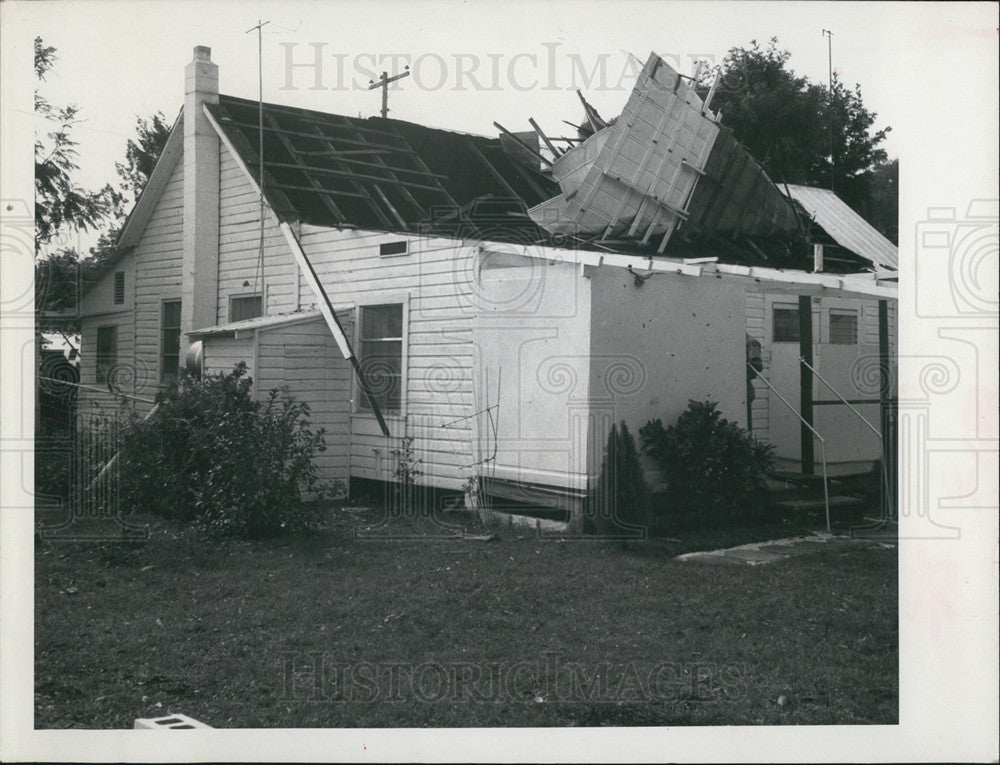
<box><xmin>585</xmin><ymin>421</ymin><xmax>649</xmax><ymax>535</ymax></box>
<box><xmin>389</xmin><ymin>436</ymin><xmax>424</xmax><ymax>514</ymax></box>
<box><xmin>115</xmin><ymin>363</ymin><xmax>340</xmax><ymax>538</ymax></box>
<box><xmin>639</xmin><ymin>400</ymin><xmax>774</xmax><ymax>523</ymax></box>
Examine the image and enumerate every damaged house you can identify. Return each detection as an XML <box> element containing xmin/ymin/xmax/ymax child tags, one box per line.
<box><xmin>78</xmin><ymin>47</ymin><xmax>898</xmax><ymax>520</ymax></box>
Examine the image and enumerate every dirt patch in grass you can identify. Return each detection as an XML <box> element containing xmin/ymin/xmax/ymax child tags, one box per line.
<box><xmin>35</xmin><ymin>510</ymin><xmax>897</xmax><ymax>728</ymax></box>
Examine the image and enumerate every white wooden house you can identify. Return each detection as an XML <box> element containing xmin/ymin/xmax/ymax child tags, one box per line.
<box><xmin>78</xmin><ymin>47</ymin><xmax>898</xmax><ymax>516</ymax></box>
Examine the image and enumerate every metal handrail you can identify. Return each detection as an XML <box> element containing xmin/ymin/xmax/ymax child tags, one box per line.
<box><xmin>799</xmin><ymin>357</ymin><xmax>895</xmax><ymax>520</ymax></box>
<box><xmin>799</xmin><ymin>358</ymin><xmax>880</xmax><ymax>438</ymax></box>
<box><xmin>749</xmin><ymin>362</ymin><xmax>831</xmax><ymax>531</ymax></box>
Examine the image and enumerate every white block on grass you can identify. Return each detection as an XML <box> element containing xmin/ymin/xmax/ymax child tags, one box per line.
<box><xmin>134</xmin><ymin>713</ymin><xmax>212</xmax><ymax>729</ymax></box>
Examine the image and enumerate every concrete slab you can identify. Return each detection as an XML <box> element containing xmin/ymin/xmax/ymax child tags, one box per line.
<box><xmin>676</xmin><ymin>531</ymin><xmax>893</xmax><ymax>566</ymax></box>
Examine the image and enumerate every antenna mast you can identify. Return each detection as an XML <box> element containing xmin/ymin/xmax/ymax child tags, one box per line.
<box><xmin>822</xmin><ymin>28</ymin><xmax>834</xmax><ymax>192</ymax></box>
<box><xmin>246</xmin><ymin>19</ymin><xmax>270</xmax><ymax>306</ymax></box>
<box><xmin>368</xmin><ymin>66</ymin><xmax>410</xmax><ymax>119</ymax></box>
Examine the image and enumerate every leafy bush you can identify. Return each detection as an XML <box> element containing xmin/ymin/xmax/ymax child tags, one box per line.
<box><xmin>585</xmin><ymin>421</ymin><xmax>649</xmax><ymax>535</ymax></box>
<box><xmin>116</xmin><ymin>363</ymin><xmax>340</xmax><ymax>538</ymax></box>
<box><xmin>639</xmin><ymin>400</ymin><xmax>774</xmax><ymax>523</ymax></box>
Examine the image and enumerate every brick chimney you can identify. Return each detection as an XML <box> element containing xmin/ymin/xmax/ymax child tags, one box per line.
<box><xmin>181</xmin><ymin>46</ymin><xmax>220</xmax><ymax>348</ymax></box>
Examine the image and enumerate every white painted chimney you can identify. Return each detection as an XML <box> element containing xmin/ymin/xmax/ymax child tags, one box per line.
<box><xmin>181</xmin><ymin>46</ymin><xmax>220</xmax><ymax>349</ymax></box>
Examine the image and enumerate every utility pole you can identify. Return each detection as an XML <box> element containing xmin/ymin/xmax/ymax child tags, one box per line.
<box><xmin>822</xmin><ymin>28</ymin><xmax>834</xmax><ymax>192</ymax></box>
<box><xmin>368</xmin><ymin>66</ymin><xmax>410</xmax><ymax>119</ymax></box>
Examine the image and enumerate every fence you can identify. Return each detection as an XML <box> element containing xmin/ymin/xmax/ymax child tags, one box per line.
<box><xmin>36</xmin><ymin>375</ymin><xmax>151</xmax><ymax>540</ymax></box>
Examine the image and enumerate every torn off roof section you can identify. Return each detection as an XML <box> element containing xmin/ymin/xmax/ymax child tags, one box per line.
<box><xmin>526</xmin><ymin>53</ymin><xmax>801</xmax><ymax>253</ymax></box>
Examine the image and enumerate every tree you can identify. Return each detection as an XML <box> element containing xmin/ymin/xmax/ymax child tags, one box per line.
<box><xmin>35</xmin><ymin>38</ymin><xmax>170</xmax><ymax>331</ymax></box>
<box><xmin>116</xmin><ymin>112</ymin><xmax>172</xmax><ymax>201</ymax></box>
<box><xmin>34</xmin><ymin>37</ymin><xmax>121</xmax><ymax>249</ymax></box>
<box><xmin>857</xmin><ymin>158</ymin><xmax>898</xmax><ymax>245</ymax></box>
<box><xmin>701</xmin><ymin>38</ymin><xmax>891</xmax><ymax>221</ymax></box>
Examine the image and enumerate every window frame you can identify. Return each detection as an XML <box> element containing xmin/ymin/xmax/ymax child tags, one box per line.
<box><xmin>379</xmin><ymin>240</ymin><xmax>409</xmax><ymax>258</ymax></box>
<box><xmin>771</xmin><ymin>304</ymin><xmax>801</xmax><ymax>343</ymax></box>
<box><xmin>353</xmin><ymin>295</ymin><xmax>409</xmax><ymax>417</ymax></box>
<box><xmin>95</xmin><ymin>325</ymin><xmax>117</xmax><ymax>384</ymax></box>
<box><xmin>229</xmin><ymin>292</ymin><xmax>263</xmax><ymax>323</ymax></box>
<box><xmin>828</xmin><ymin>308</ymin><xmax>859</xmax><ymax>345</ymax></box>
<box><xmin>159</xmin><ymin>299</ymin><xmax>182</xmax><ymax>384</ymax></box>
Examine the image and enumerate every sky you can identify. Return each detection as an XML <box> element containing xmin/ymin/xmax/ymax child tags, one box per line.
<box><xmin>10</xmin><ymin>1</ymin><xmax>975</xmax><ymax>205</ymax></box>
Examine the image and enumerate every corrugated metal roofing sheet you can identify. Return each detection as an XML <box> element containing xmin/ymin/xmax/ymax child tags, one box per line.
<box><xmin>783</xmin><ymin>184</ymin><xmax>898</xmax><ymax>270</ymax></box>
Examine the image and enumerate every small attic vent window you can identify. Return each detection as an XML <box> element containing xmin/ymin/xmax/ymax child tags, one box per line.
<box><xmin>113</xmin><ymin>271</ymin><xmax>125</xmax><ymax>304</ymax></box>
<box><xmin>379</xmin><ymin>240</ymin><xmax>408</xmax><ymax>257</ymax></box>
<box><xmin>231</xmin><ymin>294</ymin><xmax>263</xmax><ymax>322</ymax></box>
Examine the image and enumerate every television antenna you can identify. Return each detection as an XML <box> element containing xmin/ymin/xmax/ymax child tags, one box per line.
<box><xmin>246</xmin><ymin>19</ymin><xmax>270</xmax><ymax>299</ymax></box>
<box><xmin>822</xmin><ymin>28</ymin><xmax>834</xmax><ymax>192</ymax></box>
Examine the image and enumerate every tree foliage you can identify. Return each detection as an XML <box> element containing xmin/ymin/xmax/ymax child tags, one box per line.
<box><xmin>34</xmin><ymin>37</ymin><xmax>171</xmax><ymax>331</ymax></box>
<box><xmin>116</xmin><ymin>112</ymin><xmax>172</xmax><ymax>201</ymax></box>
<box><xmin>34</xmin><ymin>37</ymin><xmax>121</xmax><ymax>248</ymax></box>
<box><xmin>702</xmin><ymin>38</ymin><xmax>895</xmax><ymax>238</ymax></box>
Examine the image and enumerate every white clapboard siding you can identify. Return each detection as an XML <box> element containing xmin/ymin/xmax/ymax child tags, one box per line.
<box><xmin>217</xmin><ymin>147</ymin><xmax>298</xmax><ymax>322</ymax></box>
<box><xmin>256</xmin><ymin>319</ymin><xmax>352</xmax><ymax>485</ymax></box>
<box><xmin>76</xmin><ymin>312</ymin><xmax>137</xmax><ymax>418</ymax></box>
<box><xmin>298</xmin><ymin>225</ymin><xmax>477</xmax><ymax>490</ymax></box>
<box><xmin>130</xmin><ymin>153</ymin><xmax>185</xmax><ymax>408</ymax></box>
<box><xmin>199</xmin><ymin>318</ymin><xmax>352</xmax><ymax>486</ymax></box>
<box><xmin>202</xmin><ymin>336</ymin><xmax>254</xmax><ymax>378</ymax></box>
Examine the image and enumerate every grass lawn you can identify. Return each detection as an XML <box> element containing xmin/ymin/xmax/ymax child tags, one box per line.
<box><xmin>35</xmin><ymin>508</ymin><xmax>897</xmax><ymax>728</ymax></box>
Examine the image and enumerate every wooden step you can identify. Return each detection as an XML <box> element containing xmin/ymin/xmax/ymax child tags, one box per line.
<box><xmin>770</xmin><ymin>470</ymin><xmax>828</xmax><ymax>487</ymax></box>
<box><xmin>773</xmin><ymin>495</ymin><xmax>865</xmax><ymax>512</ymax></box>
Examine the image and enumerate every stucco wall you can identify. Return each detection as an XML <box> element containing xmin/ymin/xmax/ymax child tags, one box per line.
<box><xmin>588</xmin><ymin>268</ymin><xmax>747</xmax><ymax>484</ymax></box>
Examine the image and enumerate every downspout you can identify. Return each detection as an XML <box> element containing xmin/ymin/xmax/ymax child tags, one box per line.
<box><xmin>278</xmin><ymin>222</ymin><xmax>391</xmax><ymax>438</ymax></box>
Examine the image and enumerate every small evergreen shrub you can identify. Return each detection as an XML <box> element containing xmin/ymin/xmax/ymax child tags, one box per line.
<box><xmin>115</xmin><ymin>363</ymin><xmax>340</xmax><ymax>538</ymax></box>
<box><xmin>639</xmin><ymin>400</ymin><xmax>774</xmax><ymax>523</ymax></box>
<box><xmin>585</xmin><ymin>421</ymin><xmax>649</xmax><ymax>536</ymax></box>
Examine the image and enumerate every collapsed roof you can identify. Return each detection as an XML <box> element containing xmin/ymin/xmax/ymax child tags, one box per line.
<box><xmin>201</xmin><ymin>54</ymin><xmax>893</xmax><ymax>272</ymax></box>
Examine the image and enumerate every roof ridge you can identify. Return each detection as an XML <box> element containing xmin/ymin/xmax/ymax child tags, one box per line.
<box><xmin>217</xmin><ymin>93</ymin><xmax>498</xmax><ymax>141</ymax></box>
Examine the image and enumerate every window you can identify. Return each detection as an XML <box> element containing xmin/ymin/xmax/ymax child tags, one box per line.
<box><xmin>113</xmin><ymin>271</ymin><xmax>125</xmax><ymax>304</ymax></box>
<box><xmin>772</xmin><ymin>306</ymin><xmax>800</xmax><ymax>342</ymax></box>
<box><xmin>230</xmin><ymin>294</ymin><xmax>262</xmax><ymax>322</ymax></box>
<box><xmin>358</xmin><ymin>303</ymin><xmax>403</xmax><ymax>412</ymax></box>
<box><xmin>829</xmin><ymin>309</ymin><xmax>858</xmax><ymax>344</ymax></box>
<box><xmin>160</xmin><ymin>300</ymin><xmax>182</xmax><ymax>383</ymax></box>
<box><xmin>96</xmin><ymin>326</ymin><xmax>117</xmax><ymax>383</ymax></box>
<box><xmin>379</xmin><ymin>240</ymin><xmax>408</xmax><ymax>257</ymax></box>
